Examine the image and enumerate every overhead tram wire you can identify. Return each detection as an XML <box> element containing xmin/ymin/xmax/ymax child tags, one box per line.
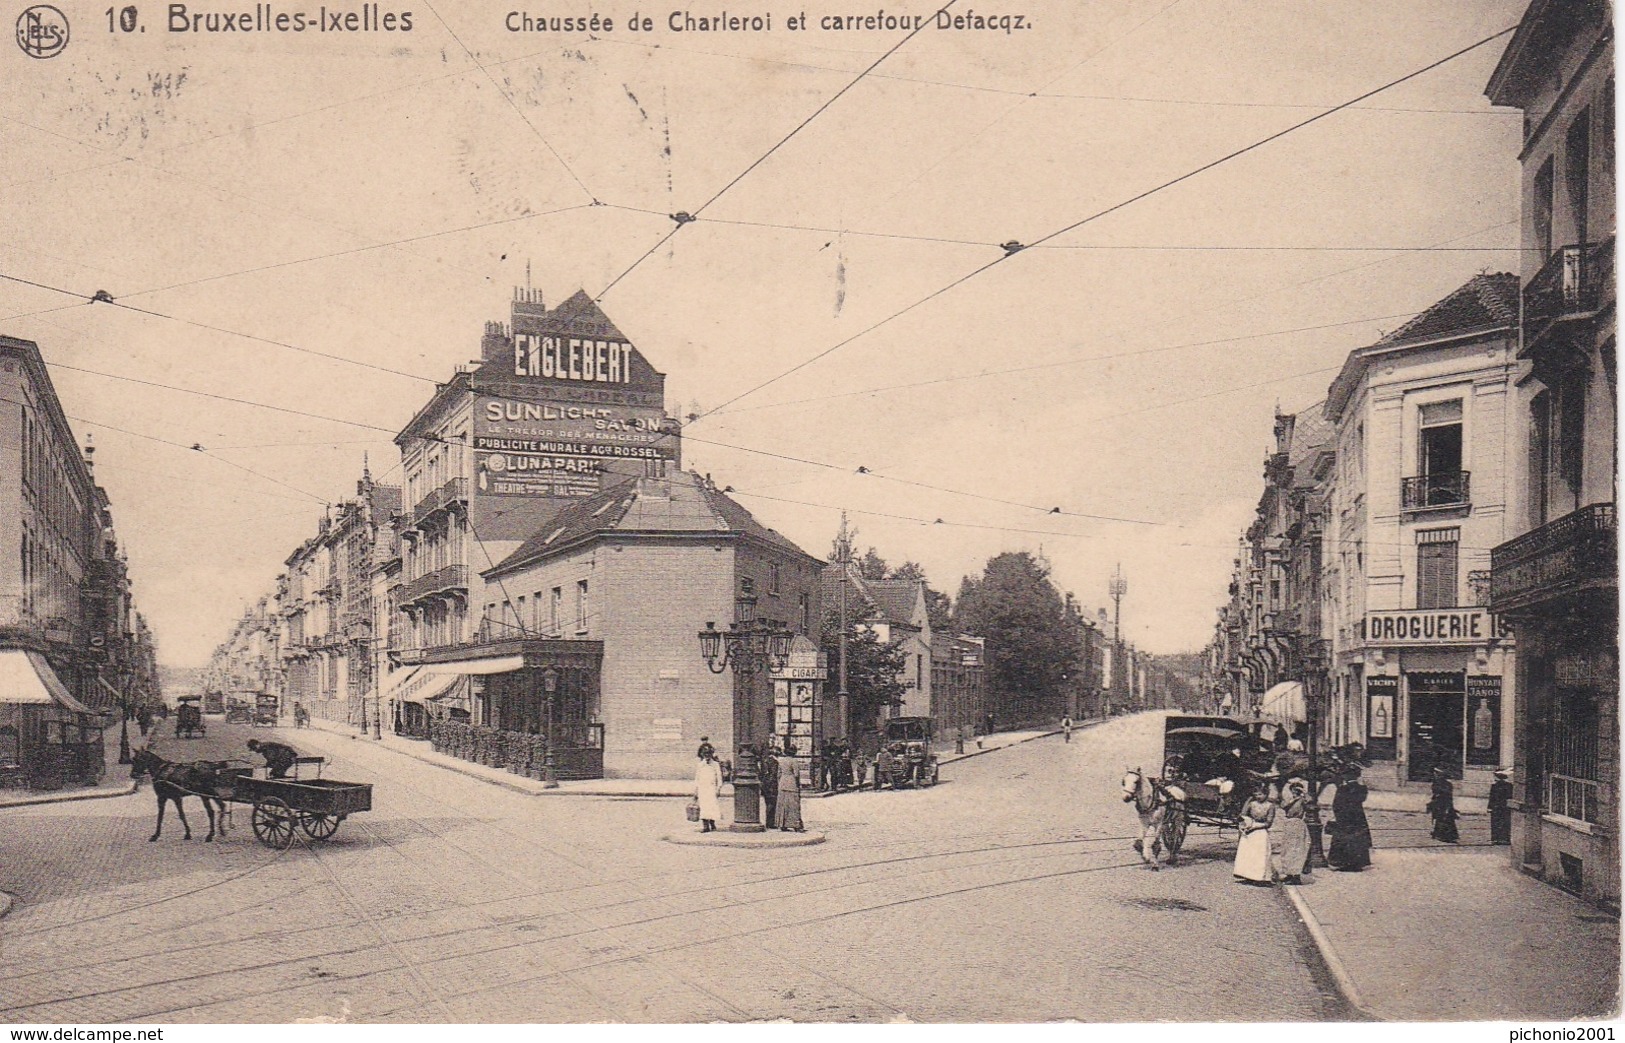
<box><xmin>2</xmin><ymin>271</ymin><xmax>442</xmax><ymax>384</ymax></box>
<box><xmin>706</xmin><ymin>308</ymin><xmax>1424</xmax><ymax>416</ymax></box>
<box><xmin>593</xmin><ymin>0</ymin><xmax>961</xmax><ymax>301</ymax></box>
<box><xmin>421</xmin><ymin>1</ymin><xmax>599</xmax><ymax>204</ymax></box>
<box><xmin>689</xmin><ymin>23</ymin><xmax>1521</xmax><ymax>420</ymax></box>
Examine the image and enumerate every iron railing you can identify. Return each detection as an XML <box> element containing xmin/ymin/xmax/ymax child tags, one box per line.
<box><xmin>1489</xmin><ymin>504</ymin><xmax>1616</xmax><ymax>614</ymax></box>
<box><xmin>1524</xmin><ymin>239</ymin><xmax>1614</xmax><ymax>352</ymax></box>
<box><xmin>1401</xmin><ymin>471</ymin><xmax>1470</xmax><ymax>510</ymax></box>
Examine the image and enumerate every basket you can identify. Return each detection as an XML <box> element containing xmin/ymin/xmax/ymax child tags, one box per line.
<box><xmin>685</xmin><ymin>801</ymin><xmax>701</xmax><ymax>822</ymax></box>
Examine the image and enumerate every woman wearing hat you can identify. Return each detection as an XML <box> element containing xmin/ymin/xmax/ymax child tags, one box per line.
<box><xmin>1489</xmin><ymin>768</ymin><xmax>1514</xmax><ymax>845</ymax></box>
<box><xmin>1428</xmin><ymin>765</ymin><xmax>1460</xmax><ymax>843</ymax></box>
<box><xmin>1276</xmin><ymin>778</ymin><xmax>1313</xmax><ymax>885</ymax></box>
<box><xmin>1326</xmin><ymin>765</ymin><xmax>1372</xmax><ymax>871</ymax></box>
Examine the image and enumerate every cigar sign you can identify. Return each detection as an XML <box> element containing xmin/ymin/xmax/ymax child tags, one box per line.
<box><xmin>1361</xmin><ymin>608</ymin><xmax>1511</xmax><ymax>646</ymax></box>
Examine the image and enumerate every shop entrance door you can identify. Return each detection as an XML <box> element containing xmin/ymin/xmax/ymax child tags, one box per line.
<box><xmin>1407</xmin><ymin>672</ymin><xmax>1465</xmax><ymax>780</ymax></box>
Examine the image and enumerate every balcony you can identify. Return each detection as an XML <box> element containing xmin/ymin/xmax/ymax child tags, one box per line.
<box><xmin>1523</xmin><ymin>239</ymin><xmax>1614</xmax><ymax>357</ymax></box>
<box><xmin>1401</xmin><ymin>471</ymin><xmax>1470</xmax><ymax>512</ymax></box>
<box><xmin>411</xmin><ymin>477</ymin><xmax>468</xmax><ymax>529</ymax></box>
<box><xmin>1489</xmin><ymin>504</ymin><xmax>1616</xmax><ymax>616</ymax></box>
<box><xmin>399</xmin><ymin>564</ymin><xmax>469</xmax><ymax>607</ymax></box>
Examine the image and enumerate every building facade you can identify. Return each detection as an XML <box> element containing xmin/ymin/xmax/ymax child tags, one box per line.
<box><xmin>0</xmin><ymin>335</ymin><xmax>149</xmax><ymax>789</ymax></box>
<box><xmin>1485</xmin><ymin>0</ymin><xmax>1617</xmax><ymax>908</ymax></box>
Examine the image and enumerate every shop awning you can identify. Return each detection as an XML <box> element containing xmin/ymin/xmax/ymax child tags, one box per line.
<box><xmin>394</xmin><ymin>670</ymin><xmax>463</xmax><ymax>706</ymax></box>
<box><xmin>419</xmin><ymin>655</ymin><xmax>525</xmax><ymax>676</ymax></box>
<box><xmin>0</xmin><ymin>651</ymin><xmax>99</xmax><ymax>715</ymax></box>
<box><xmin>1260</xmin><ymin>681</ymin><xmax>1306</xmax><ymax>724</ymax></box>
<box><xmin>380</xmin><ymin>666</ymin><xmax>421</xmax><ymax>700</ymax></box>
<box><xmin>95</xmin><ymin>677</ymin><xmax>124</xmax><ymax>713</ymax></box>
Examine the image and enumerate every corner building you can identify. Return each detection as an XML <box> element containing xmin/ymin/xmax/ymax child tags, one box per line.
<box><xmin>1485</xmin><ymin>0</ymin><xmax>1617</xmax><ymax>909</ymax></box>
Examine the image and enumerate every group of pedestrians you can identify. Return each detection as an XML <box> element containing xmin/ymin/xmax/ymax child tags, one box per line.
<box><xmin>1232</xmin><ymin>765</ymin><xmax>1373</xmax><ymax>886</ymax></box>
<box><xmin>691</xmin><ymin>738</ymin><xmax>806</xmax><ymax>834</ymax></box>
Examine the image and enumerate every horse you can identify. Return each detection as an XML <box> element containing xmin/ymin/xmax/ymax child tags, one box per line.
<box><xmin>1121</xmin><ymin>767</ymin><xmax>1172</xmax><ymax>870</ymax></box>
<box><xmin>129</xmin><ymin>748</ymin><xmax>231</xmax><ymax>842</ymax></box>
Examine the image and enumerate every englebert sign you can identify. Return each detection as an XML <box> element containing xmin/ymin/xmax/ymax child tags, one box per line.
<box><xmin>1362</xmin><ymin>608</ymin><xmax>1511</xmax><ymax>646</ymax></box>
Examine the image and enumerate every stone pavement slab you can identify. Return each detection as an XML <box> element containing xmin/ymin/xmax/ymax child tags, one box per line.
<box><xmin>662</xmin><ymin>829</ymin><xmax>826</xmax><ymax>848</ymax></box>
<box><xmin>1287</xmin><ymin>845</ymin><xmax>1619</xmax><ymax>1021</ymax></box>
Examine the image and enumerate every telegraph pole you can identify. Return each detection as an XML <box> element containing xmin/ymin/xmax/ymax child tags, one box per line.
<box><xmin>836</xmin><ymin>511</ymin><xmax>850</xmax><ymax>741</ymax></box>
<box><xmin>1109</xmin><ymin>564</ymin><xmax>1128</xmax><ymax>711</ymax></box>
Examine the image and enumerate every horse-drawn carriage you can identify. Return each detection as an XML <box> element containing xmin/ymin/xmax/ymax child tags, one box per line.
<box><xmin>174</xmin><ymin>696</ymin><xmax>206</xmax><ymax>739</ymax></box>
<box><xmin>1142</xmin><ymin>715</ymin><xmax>1367</xmax><ymax>860</ymax></box>
<box><xmin>132</xmin><ymin>749</ymin><xmax>372</xmax><ymax>850</ymax></box>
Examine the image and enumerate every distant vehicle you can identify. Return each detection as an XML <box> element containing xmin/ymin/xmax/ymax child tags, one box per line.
<box><xmin>201</xmin><ymin>690</ymin><xmax>224</xmax><ymax>715</ymax></box>
<box><xmin>873</xmin><ymin>716</ymin><xmax>940</xmax><ymax>788</ymax></box>
<box><xmin>225</xmin><ymin>698</ymin><xmax>253</xmax><ymax>725</ymax></box>
<box><xmin>253</xmin><ymin>693</ymin><xmax>280</xmax><ymax>728</ymax></box>
<box><xmin>174</xmin><ymin>696</ymin><xmax>206</xmax><ymax>739</ymax></box>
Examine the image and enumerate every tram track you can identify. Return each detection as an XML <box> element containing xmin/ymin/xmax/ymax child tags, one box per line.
<box><xmin>0</xmin><ymin>832</ymin><xmax>1148</xmax><ymax>1021</ymax></box>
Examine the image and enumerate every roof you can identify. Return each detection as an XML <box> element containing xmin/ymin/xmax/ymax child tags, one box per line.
<box><xmin>370</xmin><ymin>484</ymin><xmax>401</xmax><ymax>521</ymax></box>
<box><xmin>1485</xmin><ymin>0</ymin><xmax>1608</xmax><ymax>109</ymax></box>
<box><xmin>1325</xmin><ymin>274</ymin><xmax>1519</xmax><ymax>420</ymax></box>
<box><xmin>488</xmin><ymin>470</ymin><xmax>817</xmax><ymax>575</ymax></box>
<box><xmin>1286</xmin><ymin>401</ymin><xmax>1333</xmax><ymax>470</ymax></box>
<box><xmin>818</xmin><ymin>568</ymin><xmax>924</xmax><ymax>629</ymax></box>
<box><xmin>1375</xmin><ymin>273</ymin><xmax>1519</xmax><ymax>347</ymax></box>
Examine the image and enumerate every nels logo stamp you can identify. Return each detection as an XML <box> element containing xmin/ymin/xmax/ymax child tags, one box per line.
<box><xmin>16</xmin><ymin>4</ymin><xmax>69</xmax><ymax>58</ymax></box>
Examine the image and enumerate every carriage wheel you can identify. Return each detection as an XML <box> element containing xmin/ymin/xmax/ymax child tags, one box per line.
<box><xmin>1161</xmin><ymin>804</ymin><xmax>1189</xmax><ymax>861</ymax></box>
<box><xmin>251</xmin><ymin>798</ymin><xmax>298</xmax><ymax>850</ymax></box>
<box><xmin>300</xmin><ymin>813</ymin><xmax>342</xmax><ymax>840</ymax></box>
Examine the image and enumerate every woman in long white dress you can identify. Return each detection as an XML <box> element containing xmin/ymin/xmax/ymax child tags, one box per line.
<box><xmin>694</xmin><ymin>749</ymin><xmax>724</xmax><ymax>832</ymax></box>
<box><xmin>1233</xmin><ymin>785</ymin><xmax>1277</xmax><ymax>885</ymax></box>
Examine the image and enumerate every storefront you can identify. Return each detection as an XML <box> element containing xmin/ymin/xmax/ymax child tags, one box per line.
<box><xmin>1356</xmin><ymin>608</ymin><xmax>1514</xmax><ymax>789</ymax></box>
<box><xmin>417</xmin><ymin>638</ymin><xmax>605</xmax><ymax>780</ymax></box>
<box><xmin>0</xmin><ymin>649</ymin><xmax>110</xmax><ymax>790</ymax></box>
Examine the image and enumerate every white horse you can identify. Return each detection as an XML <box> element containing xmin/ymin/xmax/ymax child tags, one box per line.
<box><xmin>1121</xmin><ymin>767</ymin><xmax>1169</xmax><ymax>870</ymax></box>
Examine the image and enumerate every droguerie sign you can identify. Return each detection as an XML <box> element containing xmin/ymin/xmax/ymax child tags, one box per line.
<box><xmin>1362</xmin><ymin>608</ymin><xmax>1510</xmax><ymax>646</ymax></box>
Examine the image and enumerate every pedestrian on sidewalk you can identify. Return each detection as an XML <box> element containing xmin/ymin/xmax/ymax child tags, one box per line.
<box><xmin>1428</xmin><ymin>766</ymin><xmax>1460</xmax><ymax>844</ymax></box>
<box><xmin>777</xmin><ymin>742</ymin><xmax>805</xmax><ymax>832</ymax></box>
<box><xmin>1326</xmin><ymin>765</ymin><xmax>1372</xmax><ymax>871</ymax></box>
<box><xmin>984</xmin><ymin>710</ymin><xmax>996</xmax><ymax>737</ymax></box>
<box><xmin>136</xmin><ymin>705</ymin><xmax>152</xmax><ymax>739</ymax></box>
<box><xmin>1276</xmin><ymin>778</ymin><xmax>1312</xmax><ymax>884</ymax></box>
<box><xmin>1489</xmin><ymin>767</ymin><xmax>1513</xmax><ymax>845</ymax></box>
<box><xmin>693</xmin><ymin>746</ymin><xmax>723</xmax><ymax>833</ymax></box>
<box><xmin>1061</xmin><ymin>715</ymin><xmax>1073</xmax><ymax>743</ymax></box>
<box><xmin>758</xmin><ymin>743</ymin><xmax>779</xmax><ymax>829</ymax></box>
<box><xmin>1233</xmin><ymin>783</ymin><xmax>1277</xmax><ymax>885</ymax></box>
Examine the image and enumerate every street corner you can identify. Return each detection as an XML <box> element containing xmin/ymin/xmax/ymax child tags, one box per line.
<box><xmin>662</xmin><ymin>829</ymin><xmax>828</xmax><ymax>849</ymax></box>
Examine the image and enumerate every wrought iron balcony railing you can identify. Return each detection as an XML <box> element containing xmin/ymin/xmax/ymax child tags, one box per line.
<box><xmin>1489</xmin><ymin>503</ymin><xmax>1616</xmax><ymax>615</ymax></box>
<box><xmin>399</xmin><ymin>564</ymin><xmax>469</xmax><ymax>606</ymax></box>
<box><xmin>410</xmin><ymin>477</ymin><xmax>469</xmax><ymax>529</ymax></box>
<box><xmin>1401</xmin><ymin>471</ymin><xmax>1470</xmax><ymax>511</ymax></box>
<box><xmin>1523</xmin><ymin>239</ymin><xmax>1614</xmax><ymax>354</ymax></box>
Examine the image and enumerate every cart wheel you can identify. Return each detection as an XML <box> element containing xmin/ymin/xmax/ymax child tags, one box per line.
<box><xmin>252</xmin><ymin>798</ymin><xmax>298</xmax><ymax>850</ymax></box>
<box><xmin>300</xmin><ymin>813</ymin><xmax>342</xmax><ymax>840</ymax></box>
<box><xmin>1161</xmin><ymin>804</ymin><xmax>1189</xmax><ymax>860</ymax></box>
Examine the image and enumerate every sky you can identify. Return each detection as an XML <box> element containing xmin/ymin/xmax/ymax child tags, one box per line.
<box><xmin>1</xmin><ymin>0</ymin><xmax>1529</xmax><ymax>665</ymax></box>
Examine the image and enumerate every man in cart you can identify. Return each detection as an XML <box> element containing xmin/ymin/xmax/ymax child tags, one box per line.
<box><xmin>246</xmin><ymin>738</ymin><xmax>299</xmax><ymax>779</ymax></box>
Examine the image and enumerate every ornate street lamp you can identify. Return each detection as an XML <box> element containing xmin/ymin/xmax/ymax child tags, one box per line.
<box><xmin>698</xmin><ymin>598</ymin><xmax>792</xmax><ymax>832</ymax></box>
<box><xmin>116</xmin><ymin>666</ymin><xmax>133</xmax><ymax>765</ymax></box>
<box><xmin>540</xmin><ymin>668</ymin><xmax>559</xmax><ymax>789</ymax></box>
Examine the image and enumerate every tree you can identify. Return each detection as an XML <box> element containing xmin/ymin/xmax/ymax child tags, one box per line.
<box><xmin>953</xmin><ymin>552</ymin><xmax>1081</xmax><ymax>724</ymax></box>
<box><xmin>821</xmin><ymin>607</ymin><xmax>908</xmax><ymax>738</ymax></box>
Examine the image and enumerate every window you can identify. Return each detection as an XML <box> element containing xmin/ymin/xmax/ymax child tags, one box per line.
<box><xmin>799</xmin><ymin>593</ymin><xmax>810</xmax><ymax>634</ymax></box>
<box><xmin>1565</xmin><ymin>109</ymin><xmax>1590</xmax><ymax>245</ymax></box>
<box><xmin>550</xmin><ymin>587</ymin><xmax>562</xmax><ymax>635</ymax></box>
<box><xmin>1416</xmin><ymin>529</ymin><xmax>1459</xmax><ymax>609</ymax></box>
<box><xmin>575</xmin><ymin>580</ymin><xmax>589</xmax><ymax>632</ymax></box>
<box><xmin>1546</xmin><ymin>684</ymin><xmax>1600</xmax><ymax>823</ymax></box>
<box><xmin>515</xmin><ymin>596</ymin><xmax>526</xmax><ymax>634</ymax></box>
<box><xmin>1409</xmin><ymin>399</ymin><xmax>1467</xmax><ymax>508</ymax></box>
<box><xmin>1534</xmin><ymin>156</ymin><xmax>1556</xmax><ymax>261</ymax></box>
<box><xmin>532</xmin><ymin>591</ymin><xmax>543</xmax><ymax>633</ymax></box>
<box><xmin>769</xmin><ymin>562</ymin><xmax>780</xmax><ymax>594</ymax></box>
<box><xmin>1531</xmin><ymin>372</ymin><xmax>1587</xmax><ymax>524</ymax></box>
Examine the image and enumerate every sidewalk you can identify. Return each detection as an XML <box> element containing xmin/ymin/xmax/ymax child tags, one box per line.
<box><xmin>0</xmin><ymin>722</ymin><xmax>138</xmax><ymax>809</ymax></box>
<box><xmin>1285</xmin><ymin>846</ymin><xmax>1619</xmax><ymax>1020</ymax></box>
<box><xmin>298</xmin><ymin>716</ymin><xmax>696</xmax><ymax>797</ymax></box>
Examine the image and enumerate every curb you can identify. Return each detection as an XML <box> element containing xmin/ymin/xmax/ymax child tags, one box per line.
<box><xmin>1282</xmin><ymin>881</ymin><xmax>1375</xmax><ymax>1019</ymax></box>
<box><xmin>663</xmin><ymin>830</ymin><xmax>827</xmax><ymax>849</ymax></box>
<box><xmin>304</xmin><ymin>727</ymin><xmax>699</xmax><ymax>799</ymax></box>
<box><xmin>0</xmin><ymin>782</ymin><xmax>137</xmax><ymax>810</ymax></box>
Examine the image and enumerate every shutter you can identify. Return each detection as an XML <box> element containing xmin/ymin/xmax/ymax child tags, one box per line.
<box><xmin>1417</xmin><ymin>540</ymin><xmax>1459</xmax><ymax>609</ymax></box>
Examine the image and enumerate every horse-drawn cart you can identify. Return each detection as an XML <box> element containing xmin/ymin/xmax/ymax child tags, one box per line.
<box><xmin>215</xmin><ymin>760</ymin><xmax>372</xmax><ymax>850</ymax></box>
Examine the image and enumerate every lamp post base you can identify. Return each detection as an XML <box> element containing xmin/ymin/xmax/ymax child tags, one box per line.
<box><xmin>731</xmin><ymin>745</ymin><xmax>764</xmax><ymax>830</ymax></box>
<box><xmin>118</xmin><ymin>718</ymin><xmax>132</xmax><ymax>765</ymax></box>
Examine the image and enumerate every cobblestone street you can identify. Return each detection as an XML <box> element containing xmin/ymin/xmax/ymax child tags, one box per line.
<box><xmin>0</xmin><ymin>713</ymin><xmax>1353</xmax><ymax>1023</ymax></box>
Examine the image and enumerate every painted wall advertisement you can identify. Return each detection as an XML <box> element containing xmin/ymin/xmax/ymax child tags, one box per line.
<box><xmin>474</xmin><ymin>397</ymin><xmax>678</xmax><ymax>500</ymax></box>
<box><xmin>1366</xmin><ymin>675</ymin><xmax>1397</xmax><ymax>760</ymax></box>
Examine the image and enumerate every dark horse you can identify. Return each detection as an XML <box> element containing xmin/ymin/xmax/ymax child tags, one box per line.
<box><xmin>129</xmin><ymin>748</ymin><xmax>230</xmax><ymax>842</ymax></box>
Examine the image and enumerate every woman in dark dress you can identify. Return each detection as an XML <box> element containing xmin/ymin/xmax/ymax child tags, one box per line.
<box><xmin>1326</xmin><ymin>766</ymin><xmax>1372</xmax><ymax>871</ymax></box>
<box><xmin>1428</xmin><ymin>767</ymin><xmax>1460</xmax><ymax>843</ymax></box>
<box><xmin>1488</xmin><ymin>768</ymin><xmax>1514</xmax><ymax>845</ymax></box>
